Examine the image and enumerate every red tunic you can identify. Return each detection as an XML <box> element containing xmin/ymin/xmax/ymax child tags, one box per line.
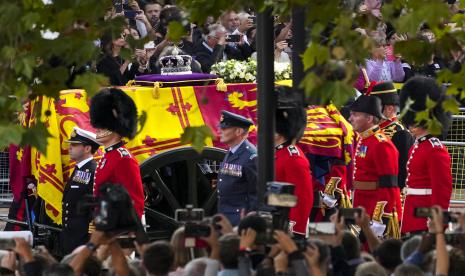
<box><xmin>353</xmin><ymin>126</ymin><xmax>402</xmax><ymax>218</ymax></box>
<box><xmin>401</xmin><ymin>135</ymin><xmax>452</xmax><ymax>233</ymax></box>
<box><xmin>94</xmin><ymin>142</ymin><xmax>145</xmax><ymax>218</ymax></box>
<box><xmin>275</xmin><ymin>144</ymin><xmax>313</xmax><ymax>236</ymax></box>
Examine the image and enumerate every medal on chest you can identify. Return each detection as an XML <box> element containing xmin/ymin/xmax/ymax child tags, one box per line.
<box><xmin>356</xmin><ymin>145</ymin><xmax>368</xmax><ymax>158</ymax></box>
<box><xmin>72</xmin><ymin>169</ymin><xmax>91</xmax><ymax>185</ymax></box>
<box><xmin>219</xmin><ymin>162</ymin><xmax>242</xmax><ymax>177</ymax></box>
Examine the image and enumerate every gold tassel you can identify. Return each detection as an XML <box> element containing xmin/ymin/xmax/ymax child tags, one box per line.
<box><xmin>88</xmin><ymin>221</ymin><xmax>95</xmax><ymax>234</ymax></box>
<box><xmin>392</xmin><ymin>208</ymin><xmax>400</xmax><ymax>239</ymax></box>
<box><xmin>216</xmin><ymin>78</ymin><xmax>227</xmax><ymax>92</ymax></box>
<box><xmin>126</xmin><ymin>79</ymin><xmax>136</xmax><ymax>87</ymax></box>
<box><xmin>152</xmin><ymin>82</ymin><xmax>160</xmax><ymax>99</ymax></box>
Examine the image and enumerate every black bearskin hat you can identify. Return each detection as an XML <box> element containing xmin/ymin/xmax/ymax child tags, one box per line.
<box><xmin>399</xmin><ymin>76</ymin><xmax>450</xmax><ymax>131</ymax></box>
<box><xmin>350</xmin><ymin>95</ymin><xmax>386</xmax><ymax>120</ymax></box>
<box><xmin>90</xmin><ymin>88</ymin><xmax>138</xmax><ymax>139</ymax></box>
<box><xmin>275</xmin><ymin>86</ymin><xmax>307</xmax><ymax>142</ymax></box>
<box><xmin>369</xmin><ymin>81</ymin><xmax>400</xmax><ymax>106</ymax></box>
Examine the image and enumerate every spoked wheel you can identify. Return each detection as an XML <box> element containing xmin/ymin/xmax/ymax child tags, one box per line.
<box><xmin>139</xmin><ymin>146</ymin><xmax>226</xmax><ymax>240</ymax></box>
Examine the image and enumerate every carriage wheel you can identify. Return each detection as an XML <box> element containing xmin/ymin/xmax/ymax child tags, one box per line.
<box><xmin>139</xmin><ymin>146</ymin><xmax>226</xmax><ymax>240</ymax></box>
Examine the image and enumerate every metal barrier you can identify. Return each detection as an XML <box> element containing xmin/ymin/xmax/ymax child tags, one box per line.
<box><xmin>444</xmin><ymin>108</ymin><xmax>465</xmax><ymax>203</ymax></box>
<box><xmin>0</xmin><ymin>151</ymin><xmax>12</xmax><ymax>203</ymax></box>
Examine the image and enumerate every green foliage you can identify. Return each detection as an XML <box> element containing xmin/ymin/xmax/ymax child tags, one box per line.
<box><xmin>0</xmin><ymin>0</ymin><xmax>118</xmax><ymax>151</ymax></box>
<box><xmin>20</xmin><ymin>122</ymin><xmax>52</xmax><ymax>154</ymax></box>
<box><xmin>181</xmin><ymin>126</ymin><xmax>214</xmax><ymax>153</ymax></box>
<box><xmin>1</xmin><ymin>0</ymin><xmax>465</xmax><ymax>151</ymax></box>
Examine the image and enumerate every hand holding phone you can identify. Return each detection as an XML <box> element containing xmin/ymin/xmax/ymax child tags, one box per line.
<box><xmin>226</xmin><ymin>34</ymin><xmax>241</xmax><ymax>43</ymax></box>
<box><xmin>339</xmin><ymin>208</ymin><xmax>362</xmax><ymax>224</ymax></box>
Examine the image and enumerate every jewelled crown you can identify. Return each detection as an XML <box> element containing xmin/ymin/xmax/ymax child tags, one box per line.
<box><xmin>159</xmin><ymin>47</ymin><xmax>192</xmax><ymax>75</ymax></box>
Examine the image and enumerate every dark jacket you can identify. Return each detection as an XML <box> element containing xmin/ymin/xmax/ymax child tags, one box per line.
<box><xmin>217</xmin><ymin>139</ymin><xmax>258</xmax><ymax>225</ymax></box>
<box><xmin>194</xmin><ymin>41</ymin><xmax>253</xmax><ymax>73</ymax></box>
<box><xmin>61</xmin><ymin>159</ymin><xmax>97</xmax><ymax>255</ymax></box>
<box><xmin>96</xmin><ymin>55</ymin><xmax>140</xmax><ymax>86</ymax></box>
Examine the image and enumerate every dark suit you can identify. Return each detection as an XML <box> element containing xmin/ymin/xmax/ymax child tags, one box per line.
<box><xmin>217</xmin><ymin>140</ymin><xmax>258</xmax><ymax>225</ymax></box>
<box><xmin>194</xmin><ymin>41</ymin><xmax>253</xmax><ymax>73</ymax></box>
<box><xmin>61</xmin><ymin>159</ymin><xmax>96</xmax><ymax>254</ymax></box>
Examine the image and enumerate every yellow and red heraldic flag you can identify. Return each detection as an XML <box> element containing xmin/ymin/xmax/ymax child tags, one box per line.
<box><xmin>11</xmin><ymin>83</ymin><xmax>355</xmax><ymax>223</ymax></box>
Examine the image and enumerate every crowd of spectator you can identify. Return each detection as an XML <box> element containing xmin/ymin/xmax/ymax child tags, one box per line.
<box><xmin>2</xmin><ymin>206</ymin><xmax>465</xmax><ymax>275</ymax></box>
<box><xmin>90</xmin><ymin>0</ymin><xmax>465</xmax><ymax>89</ymax></box>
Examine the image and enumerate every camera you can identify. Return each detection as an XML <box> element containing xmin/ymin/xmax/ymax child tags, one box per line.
<box><xmin>78</xmin><ymin>182</ymin><xmax>141</xmax><ymax>234</ymax></box>
<box><xmin>265</xmin><ymin>182</ymin><xmax>297</xmax><ymax>208</ymax></box>
<box><xmin>175</xmin><ymin>205</ymin><xmax>212</xmax><ymax>239</ymax></box>
<box><xmin>339</xmin><ymin>208</ymin><xmax>362</xmax><ymax>224</ymax></box>
<box><xmin>250</xmin><ymin>182</ymin><xmax>297</xmax><ymax>245</ymax></box>
<box><xmin>308</xmin><ymin>222</ymin><xmax>336</xmax><ymax>235</ymax></box>
<box><xmin>175</xmin><ymin>205</ymin><xmax>205</xmax><ymax>222</ymax></box>
<box><xmin>414</xmin><ymin>207</ymin><xmax>457</xmax><ymax>223</ymax></box>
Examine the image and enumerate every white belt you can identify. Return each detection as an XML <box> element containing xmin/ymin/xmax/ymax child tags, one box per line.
<box><xmin>405</xmin><ymin>188</ymin><xmax>432</xmax><ymax>195</ymax></box>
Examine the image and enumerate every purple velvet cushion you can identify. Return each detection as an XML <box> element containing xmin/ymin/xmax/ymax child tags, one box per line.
<box><xmin>135</xmin><ymin>73</ymin><xmax>218</xmax><ymax>83</ymax></box>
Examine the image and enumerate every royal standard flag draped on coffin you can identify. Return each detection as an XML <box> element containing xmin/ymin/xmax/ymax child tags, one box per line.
<box><xmin>22</xmin><ymin>83</ymin><xmax>354</xmax><ymax>222</ymax></box>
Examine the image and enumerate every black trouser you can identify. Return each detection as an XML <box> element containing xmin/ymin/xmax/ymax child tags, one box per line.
<box><xmin>61</xmin><ymin>217</ymin><xmax>90</xmax><ymax>255</ymax></box>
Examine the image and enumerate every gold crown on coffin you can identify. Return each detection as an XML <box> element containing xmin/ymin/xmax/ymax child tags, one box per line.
<box><xmin>324</xmin><ymin>177</ymin><xmax>341</xmax><ymax>197</ymax></box>
<box><xmin>372</xmin><ymin>201</ymin><xmax>388</xmax><ymax>223</ymax></box>
<box><xmin>159</xmin><ymin>47</ymin><xmax>192</xmax><ymax>75</ymax></box>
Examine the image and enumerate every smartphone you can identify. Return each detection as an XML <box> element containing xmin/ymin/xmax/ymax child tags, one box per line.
<box><xmin>414</xmin><ymin>207</ymin><xmax>457</xmax><ymax>223</ymax></box>
<box><xmin>385</xmin><ymin>44</ymin><xmax>395</xmax><ymax>61</ymax></box>
<box><xmin>175</xmin><ymin>208</ymin><xmax>204</xmax><ymax>222</ymax></box>
<box><xmin>249</xmin><ymin>16</ymin><xmax>257</xmax><ymax>25</ymax></box>
<box><xmin>339</xmin><ymin>208</ymin><xmax>362</xmax><ymax>224</ymax></box>
<box><xmin>117</xmin><ymin>236</ymin><xmax>135</xmax><ymax>249</ymax></box>
<box><xmin>308</xmin><ymin>222</ymin><xmax>336</xmax><ymax>235</ymax></box>
<box><xmin>184</xmin><ymin>237</ymin><xmax>209</xmax><ymax>248</ymax></box>
<box><xmin>226</xmin><ymin>34</ymin><xmax>241</xmax><ymax>43</ymax></box>
<box><xmin>0</xmin><ymin>239</ymin><xmax>16</xmax><ymax>250</ymax></box>
<box><xmin>114</xmin><ymin>0</ymin><xmax>123</xmax><ymax>13</ymax></box>
<box><xmin>285</xmin><ymin>38</ymin><xmax>292</xmax><ymax>47</ymax></box>
<box><xmin>124</xmin><ymin>10</ymin><xmax>140</xmax><ymax>20</ymax></box>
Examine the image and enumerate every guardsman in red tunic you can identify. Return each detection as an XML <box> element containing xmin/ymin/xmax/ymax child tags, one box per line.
<box><xmin>274</xmin><ymin>87</ymin><xmax>313</xmax><ymax>237</ymax></box>
<box><xmin>348</xmin><ymin>95</ymin><xmax>402</xmax><ymax>218</ymax></box>
<box><xmin>368</xmin><ymin>81</ymin><xmax>414</xmax><ymax>189</ymax></box>
<box><xmin>399</xmin><ymin>77</ymin><xmax>452</xmax><ymax>234</ymax></box>
<box><xmin>89</xmin><ymin>88</ymin><xmax>145</xmax><ymax>218</ymax></box>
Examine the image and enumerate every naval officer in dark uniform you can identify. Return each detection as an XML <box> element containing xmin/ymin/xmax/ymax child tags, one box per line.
<box><xmin>217</xmin><ymin>111</ymin><xmax>258</xmax><ymax>226</ymax></box>
<box><xmin>61</xmin><ymin>126</ymin><xmax>100</xmax><ymax>255</ymax></box>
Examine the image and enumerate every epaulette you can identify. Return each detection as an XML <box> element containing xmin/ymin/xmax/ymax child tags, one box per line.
<box><xmin>375</xmin><ymin>133</ymin><xmax>387</xmax><ymax>142</ymax></box>
<box><xmin>117</xmin><ymin>148</ymin><xmax>131</xmax><ymax>157</ymax></box>
<box><xmin>428</xmin><ymin>137</ymin><xmax>443</xmax><ymax>148</ymax></box>
<box><xmin>287</xmin><ymin>145</ymin><xmax>300</xmax><ymax>156</ymax></box>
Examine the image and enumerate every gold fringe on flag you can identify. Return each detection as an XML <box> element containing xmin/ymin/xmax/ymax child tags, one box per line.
<box><xmin>152</xmin><ymin>82</ymin><xmax>160</xmax><ymax>99</ymax></box>
<box><xmin>215</xmin><ymin>78</ymin><xmax>227</xmax><ymax>92</ymax></box>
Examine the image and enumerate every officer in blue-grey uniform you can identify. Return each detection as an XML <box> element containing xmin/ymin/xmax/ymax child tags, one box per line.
<box><xmin>61</xmin><ymin>126</ymin><xmax>100</xmax><ymax>255</ymax></box>
<box><xmin>217</xmin><ymin>110</ymin><xmax>258</xmax><ymax>226</ymax></box>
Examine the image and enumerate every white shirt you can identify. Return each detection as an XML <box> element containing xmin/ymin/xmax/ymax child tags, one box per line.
<box><xmin>76</xmin><ymin>157</ymin><xmax>94</xmax><ymax>169</ymax></box>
